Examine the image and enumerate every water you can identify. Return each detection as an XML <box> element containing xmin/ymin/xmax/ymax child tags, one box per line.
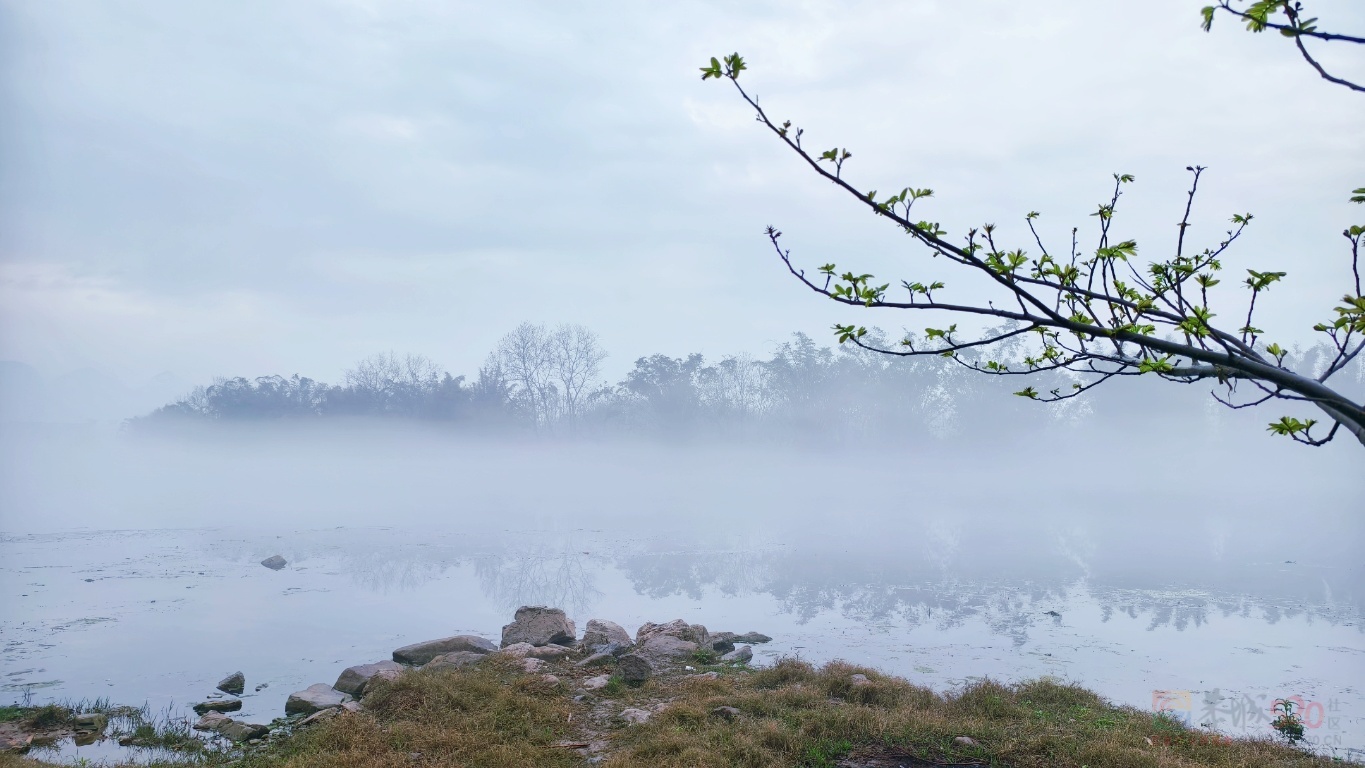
<box><xmin>3</xmin><ymin>518</ymin><xmax>1361</xmax><ymax>758</ymax></box>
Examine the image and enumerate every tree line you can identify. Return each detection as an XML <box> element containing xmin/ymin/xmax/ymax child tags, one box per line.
<box><xmin>133</xmin><ymin>321</ymin><xmax>1362</xmax><ymax>443</ymax></box>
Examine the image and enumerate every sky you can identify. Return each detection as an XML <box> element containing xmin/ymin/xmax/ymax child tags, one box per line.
<box><xmin>2</xmin><ymin>0</ymin><xmax>1363</xmax><ymax>390</ymax></box>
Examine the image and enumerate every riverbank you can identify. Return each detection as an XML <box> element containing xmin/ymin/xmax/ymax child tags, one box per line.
<box><xmin>2</xmin><ymin>606</ymin><xmax>1354</xmax><ymax>768</ymax></box>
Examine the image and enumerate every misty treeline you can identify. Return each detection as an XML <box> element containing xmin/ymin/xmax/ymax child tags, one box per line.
<box><xmin>134</xmin><ymin>321</ymin><xmax>1365</xmax><ymax>442</ymax></box>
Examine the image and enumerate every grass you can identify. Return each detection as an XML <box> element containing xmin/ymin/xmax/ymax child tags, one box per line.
<box><xmin>1</xmin><ymin>657</ymin><xmax>1356</xmax><ymax>768</ymax></box>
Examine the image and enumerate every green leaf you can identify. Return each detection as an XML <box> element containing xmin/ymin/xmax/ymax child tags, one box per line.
<box><xmin>1014</xmin><ymin>387</ymin><xmax>1039</xmax><ymax>399</ymax></box>
<box><xmin>1350</xmin><ymin>188</ymin><xmax>1365</xmax><ymax>204</ymax></box>
<box><xmin>1200</xmin><ymin>5</ymin><xmax>1216</xmax><ymax>32</ymax></box>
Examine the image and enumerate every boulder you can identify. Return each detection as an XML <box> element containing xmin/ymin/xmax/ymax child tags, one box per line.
<box><xmin>342</xmin><ymin>701</ymin><xmax>363</xmax><ymax>713</ymax></box>
<box><xmin>619</xmin><ymin>708</ymin><xmax>651</xmax><ymax>724</ymax></box>
<box><xmin>498</xmin><ymin>642</ymin><xmax>572</xmax><ymax>659</ymax></box>
<box><xmin>580</xmin><ymin>619</ymin><xmax>632</xmax><ymax>651</ymax></box>
<box><xmin>638</xmin><ymin>634</ymin><xmax>698</xmax><ymax>664</ymax></box>
<box><xmin>72</xmin><ymin>713</ymin><xmax>107</xmax><ymax>733</ymax></box>
<box><xmin>732</xmin><ymin>632</ymin><xmax>772</xmax><ymax>644</ymax></box>
<box><xmin>617</xmin><ymin>653</ymin><xmax>653</xmax><ymax>683</ymax></box>
<box><xmin>520</xmin><ymin>658</ymin><xmax>546</xmax><ymax>673</ymax></box>
<box><xmin>708</xmin><ymin>632</ymin><xmax>736</xmax><ymax>654</ymax></box>
<box><xmin>298</xmin><ymin>707</ymin><xmax>340</xmax><ymax>727</ymax></box>
<box><xmin>218</xmin><ymin>721</ymin><xmax>269</xmax><ymax>742</ymax></box>
<box><xmin>392</xmin><ymin>635</ymin><xmax>496</xmax><ymax>665</ymax></box>
<box><xmin>422</xmin><ymin>651</ymin><xmax>485</xmax><ymax>671</ymax></box>
<box><xmin>334</xmin><ymin>660</ymin><xmax>404</xmax><ymax>697</ymax></box>
<box><xmin>216</xmin><ymin>671</ymin><xmax>246</xmax><ymax>695</ymax></box>
<box><xmin>538</xmin><ymin>674</ymin><xmax>560</xmax><ymax>686</ymax></box>
<box><xmin>575</xmin><ymin>651</ymin><xmax>614</xmax><ymax>668</ymax></box>
<box><xmin>635</xmin><ymin>619</ymin><xmax>708</xmax><ymax>647</ymax></box>
<box><xmin>285</xmin><ymin>684</ymin><xmax>352</xmax><ymax>716</ymax></box>
<box><xmin>721</xmin><ymin>645</ymin><xmax>752</xmax><ymax>664</ymax></box>
<box><xmin>582</xmin><ymin>674</ymin><xmax>611</xmax><ymax>691</ymax></box>
<box><xmin>192</xmin><ymin>699</ymin><xmax>242</xmax><ymax>715</ymax></box>
<box><xmin>193</xmin><ymin>712</ymin><xmax>232</xmax><ymax>732</ymax></box>
<box><xmin>260</xmin><ymin>555</ymin><xmax>287</xmax><ymax>570</ymax></box>
<box><xmin>501</xmin><ymin>606</ymin><xmax>575</xmax><ymax>647</ymax></box>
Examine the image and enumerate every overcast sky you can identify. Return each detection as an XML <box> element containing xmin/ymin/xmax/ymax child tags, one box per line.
<box><xmin>2</xmin><ymin>0</ymin><xmax>1362</xmax><ymax>388</ymax></box>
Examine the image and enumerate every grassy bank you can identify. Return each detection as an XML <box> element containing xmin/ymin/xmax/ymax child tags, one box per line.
<box><xmin>1</xmin><ymin>656</ymin><xmax>1353</xmax><ymax>768</ymax></box>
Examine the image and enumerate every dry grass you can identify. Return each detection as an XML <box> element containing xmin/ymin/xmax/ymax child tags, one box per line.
<box><xmin>0</xmin><ymin>657</ymin><xmax>1354</xmax><ymax>768</ymax></box>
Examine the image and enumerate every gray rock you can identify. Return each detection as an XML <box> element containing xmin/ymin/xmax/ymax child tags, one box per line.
<box><xmin>732</xmin><ymin>632</ymin><xmax>772</xmax><ymax>644</ymax></box>
<box><xmin>721</xmin><ymin>645</ymin><xmax>752</xmax><ymax>664</ymax></box>
<box><xmin>285</xmin><ymin>684</ymin><xmax>353</xmax><ymax>716</ymax></box>
<box><xmin>692</xmin><ymin>671</ymin><xmax>721</xmax><ymax>680</ymax></box>
<box><xmin>392</xmin><ymin>635</ymin><xmax>496</xmax><ymax>665</ymax></box>
<box><xmin>422</xmin><ymin>651</ymin><xmax>485</xmax><ymax>671</ymax></box>
<box><xmin>538</xmin><ymin>674</ymin><xmax>560</xmax><ymax>686</ymax></box>
<box><xmin>617</xmin><ymin>653</ymin><xmax>653</xmax><ymax>683</ymax></box>
<box><xmin>580</xmin><ymin>619</ymin><xmax>632</xmax><ymax>650</ymax></box>
<box><xmin>520</xmin><ymin>657</ymin><xmax>546</xmax><ymax>673</ymax></box>
<box><xmin>334</xmin><ymin>660</ymin><xmax>404</xmax><ymax>697</ymax></box>
<box><xmin>216</xmin><ymin>671</ymin><xmax>246</xmax><ymax>695</ymax></box>
<box><xmin>193</xmin><ymin>712</ymin><xmax>232</xmax><ymax>732</ymax></box>
<box><xmin>619</xmin><ymin>708</ymin><xmax>651</xmax><ymax>724</ymax></box>
<box><xmin>582</xmin><ymin>675</ymin><xmax>611</xmax><ymax>691</ymax></box>
<box><xmin>260</xmin><ymin>555</ymin><xmax>287</xmax><ymax>570</ymax></box>
<box><xmin>635</xmin><ymin>619</ymin><xmax>708</xmax><ymax>647</ymax></box>
<box><xmin>501</xmin><ymin>606</ymin><xmax>575</xmax><ymax>647</ymax></box>
<box><xmin>953</xmin><ymin>736</ymin><xmax>979</xmax><ymax>747</ymax></box>
<box><xmin>341</xmin><ymin>701</ymin><xmax>363</xmax><ymax>713</ymax></box>
<box><xmin>193</xmin><ymin>699</ymin><xmax>242</xmax><ymax>715</ymax></box>
<box><xmin>850</xmin><ymin>674</ymin><xmax>872</xmax><ymax>687</ymax></box>
<box><xmin>708</xmin><ymin>632</ymin><xmax>736</xmax><ymax>654</ymax></box>
<box><xmin>711</xmin><ymin>706</ymin><xmax>741</xmax><ymax>721</ymax></box>
<box><xmin>575</xmin><ymin>651</ymin><xmax>614</xmax><ymax>668</ymax></box>
<box><xmin>218</xmin><ymin>721</ymin><xmax>269</xmax><ymax>742</ymax></box>
<box><xmin>638</xmin><ymin>634</ymin><xmax>698</xmax><ymax>663</ymax></box>
<box><xmin>496</xmin><ymin>642</ymin><xmax>572</xmax><ymax>659</ymax></box>
<box><xmin>72</xmin><ymin>713</ymin><xmax>107</xmax><ymax>732</ymax></box>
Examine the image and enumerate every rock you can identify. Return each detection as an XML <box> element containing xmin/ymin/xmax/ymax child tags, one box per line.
<box><xmin>850</xmin><ymin>674</ymin><xmax>872</xmax><ymax>687</ymax></box>
<box><xmin>619</xmin><ymin>708</ymin><xmax>651</xmax><ymax>725</ymax></box>
<box><xmin>341</xmin><ymin>701</ymin><xmax>363</xmax><ymax>713</ymax></box>
<box><xmin>298</xmin><ymin>707</ymin><xmax>340</xmax><ymax>727</ymax></box>
<box><xmin>72</xmin><ymin>713</ymin><xmax>107</xmax><ymax>732</ymax></box>
<box><xmin>520</xmin><ymin>658</ymin><xmax>546</xmax><ymax>673</ymax></box>
<box><xmin>501</xmin><ymin>606</ymin><xmax>576</xmax><ymax>647</ymax></box>
<box><xmin>711</xmin><ymin>706</ymin><xmax>741</xmax><ymax>721</ymax></box>
<box><xmin>216</xmin><ymin>671</ymin><xmax>246</xmax><ymax>695</ymax></box>
<box><xmin>732</xmin><ymin>632</ymin><xmax>772</xmax><ymax>644</ymax></box>
<box><xmin>0</xmin><ymin>732</ymin><xmax>33</xmax><ymax>752</ymax></box>
<box><xmin>582</xmin><ymin>674</ymin><xmax>611</xmax><ymax>691</ymax></box>
<box><xmin>498</xmin><ymin>642</ymin><xmax>572</xmax><ymax>659</ymax></box>
<box><xmin>638</xmin><ymin>634</ymin><xmax>698</xmax><ymax>663</ymax></box>
<box><xmin>708</xmin><ymin>632</ymin><xmax>736</xmax><ymax>654</ymax></box>
<box><xmin>193</xmin><ymin>699</ymin><xmax>243</xmax><ymax>715</ymax></box>
<box><xmin>193</xmin><ymin>712</ymin><xmax>232</xmax><ymax>731</ymax></box>
<box><xmin>260</xmin><ymin>555</ymin><xmax>287</xmax><ymax>570</ymax></box>
<box><xmin>334</xmin><ymin>660</ymin><xmax>404</xmax><ymax>697</ymax></box>
<box><xmin>285</xmin><ymin>684</ymin><xmax>353</xmax><ymax>716</ymax></box>
<box><xmin>581</xmin><ymin>619</ymin><xmax>632</xmax><ymax>651</ymax></box>
<box><xmin>953</xmin><ymin>736</ymin><xmax>979</xmax><ymax>747</ymax></box>
<box><xmin>392</xmin><ymin>635</ymin><xmax>497</xmax><ymax>665</ymax></box>
<box><xmin>255</xmin><ymin>683</ymin><xmax>268</xmax><ymax>692</ymax></box>
<box><xmin>538</xmin><ymin>674</ymin><xmax>560</xmax><ymax>686</ymax></box>
<box><xmin>423</xmin><ymin>651</ymin><xmax>486</xmax><ymax>671</ymax></box>
<box><xmin>575</xmin><ymin>651</ymin><xmax>615</xmax><ymax>668</ymax></box>
<box><xmin>721</xmin><ymin>645</ymin><xmax>752</xmax><ymax>664</ymax></box>
<box><xmin>692</xmin><ymin>671</ymin><xmax>720</xmax><ymax>680</ymax></box>
<box><xmin>635</xmin><ymin>619</ymin><xmax>708</xmax><ymax>647</ymax></box>
<box><xmin>617</xmin><ymin>653</ymin><xmax>653</xmax><ymax>683</ymax></box>
<box><xmin>218</xmin><ymin>721</ymin><xmax>269</xmax><ymax>742</ymax></box>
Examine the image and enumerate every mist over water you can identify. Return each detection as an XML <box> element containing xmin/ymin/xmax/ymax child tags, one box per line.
<box><xmin>2</xmin><ymin>420</ymin><xmax>1361</xmax><ymax>754</ymax></box>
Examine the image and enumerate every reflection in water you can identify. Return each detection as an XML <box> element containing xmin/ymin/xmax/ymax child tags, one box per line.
<box><xmin>473</xmin><ymin>546</ymin><xmax>604</xmax><ymax>616</ymax></box>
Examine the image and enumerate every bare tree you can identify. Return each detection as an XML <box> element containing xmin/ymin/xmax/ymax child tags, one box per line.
<box><xmin>492</xmin><ymin>322</ymin><xmax>606</xmax><ymax>431</ymax></box>
<box><xmin>699</xmin><ymin>14</ymin><xmax>1365</xmax><ymax>448</ymax></box>
<box><xmin>548</xmin><ymin>323</ymin><xmax>608</xmax><ymax>429</ymax></box>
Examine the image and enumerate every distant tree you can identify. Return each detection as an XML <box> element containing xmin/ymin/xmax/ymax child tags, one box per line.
<box><xmin>700</xmin><ymin>5</ymin><xmax>1365</xmax><ymax>448</ymax></box>
<box><xmin>490</xmin><ymin>323</ymin><xmax>607</xmax><ymax>431</ymax></box>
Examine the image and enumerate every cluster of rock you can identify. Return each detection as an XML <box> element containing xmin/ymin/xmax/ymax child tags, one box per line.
<box><xmin>187</xmin><ymin>606</ymin><xmax>771</xmax><ymax>745</ymax></box>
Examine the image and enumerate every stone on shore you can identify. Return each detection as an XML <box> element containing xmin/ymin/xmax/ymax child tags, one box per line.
<box><xmin>635</xmin><ymin>619</ymin><xmax>708</xmax><ymax>647</ymax></box>
<box><xmin>260</xmin><ymin>555</ymin><xmax>287</xmax><ymax>570</ymax></box>
<box><xmin>192</xmin><ymin>699</ymin><xmax>242</xmax><ymax>715</ymax></box>
<box><xmin>72</xmin><ymin>713</ymin><xmax>107</xmax><ymax>733</ymax></box>
<box><xmin>285</xmin><ymin>684</ymin><xmax>353</xmax><ymax>716</ymax></box>
<box><xmin>423</xmin><ymin>651</ymin><xmax>485</xmax><ymax>671</ymax></box>
<box><xmin>707</xmin><ymin>632</ymin><xmax>736</xmax><ymax>653</ymax></box>
<box><xmin>638</xmin><ymin>634</ymin><xmax>698</xmax><ymax>664</ymax></box>
<box><xmin>619</xmin><ymin>708</ymin><xmax>651</xmax><ymax>724</ymax></box>
<box><xmin>193</xmin><ymin>712</ymin><xmax>232</xmax><ymax>732</ymax></box>
<box><xmin>581</xmin><ymin>619</ymin><xmax>632</xmax><ymax>651</ymax></box>
<box><xmin>498</xmin><ymin>642</ymin><xmax>572</xmax><ymax>659</ymax></box>
<box><xmin>216</xmin><ymin>671</ymin><xmax>246</xmax><ymax>695</ymax></box>
<box><xmin>501</xmin><ymin>606</ymin><xmax>576</xmax><ymax>647</ymax></box>
<box><xmin>617</xmin><ymin>653</ymin><xmax>653</xmax><ymax>683</ymax></box>
<box><xmin>582</xmin><ymin>674</ymin><xmax>611</xmax><ymax>691</ymax></box>
<box><xmin>392</xmin><ymin>635</ymin><xmax>497</xmax><ymax>665</ymax></box>
<box><xmin>575</xmin><ymin>651</ymin><xmax>614</xmax><ymax>668</ymax></box>
<box><xmin>334</xmin><ymin>660</ymin><xmax>404</xmax><ymax>697</ymax></box>
<box><xmin>298</xmin><ymin>708</ymin><xmax>340</xmax><ymax>727</ymax></box>
<box><xmin>218</xmin><ymin>721</ymin><xmax>269</xmax><ymax>742</ymax></box>
<box><xmin>721</xmin><ymin>645</ymin><xmax>752</xmax><ymax>664</ymax></box>
<box><xmin>732</xmin><ymin>632</ymin><xmax>772</xmax><ymax>644</ymax></box>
